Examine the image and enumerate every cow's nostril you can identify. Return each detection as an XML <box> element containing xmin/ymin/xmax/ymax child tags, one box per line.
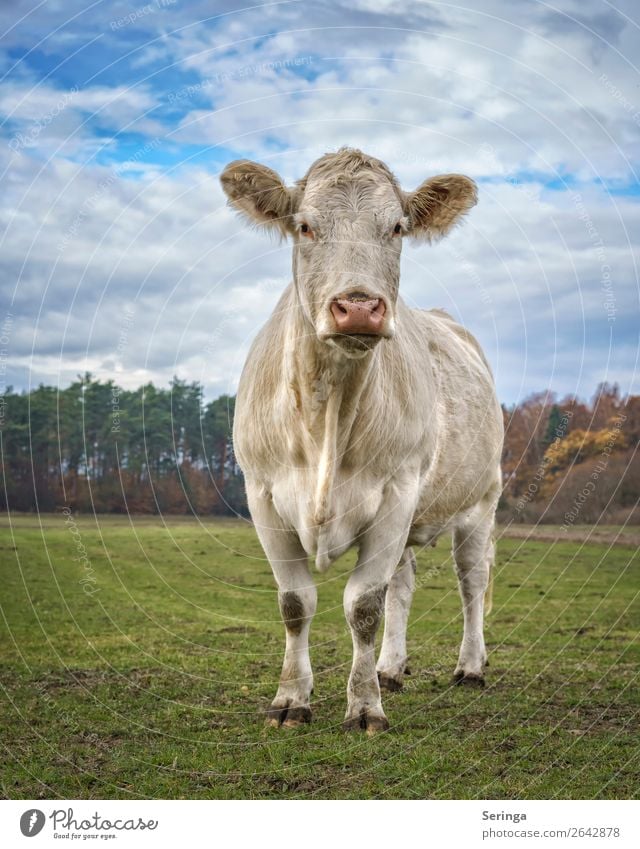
<box><xmin>330</xmin><ymin>296</ymin><xmax>387</xmax><ymax>336</ymax></box>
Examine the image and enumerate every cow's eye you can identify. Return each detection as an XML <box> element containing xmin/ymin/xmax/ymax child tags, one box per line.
<box><xmin>393</xmin><ymin>223</ymin><xmax>402</xmax><ymax>235</ymax></box>
<box><xmin>300</xmin><ymin>223</ymin><xmax>313</xmax><ymax>238</ymax></box>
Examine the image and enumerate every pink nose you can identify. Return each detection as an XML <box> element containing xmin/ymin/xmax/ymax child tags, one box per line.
<box><xmin>330</xmin><ymin>297</ymin><xmax>386</xmax><ymax>334</ymax></box>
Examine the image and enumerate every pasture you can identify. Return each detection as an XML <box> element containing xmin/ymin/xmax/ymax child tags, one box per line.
<box><xmin>1</xmin><ymin>514</ymin><xmax>638</xmax><ymax>799</ymax></box>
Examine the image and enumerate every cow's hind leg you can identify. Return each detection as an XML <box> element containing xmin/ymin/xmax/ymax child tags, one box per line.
<box><xmin>248</xmin><ymin>489</ymin><xmax>317</xmax><ymax>728</ymax></box>
<box><xmin>452</xmin><ymin>506</ymin><xmax>495</xmax><ymax>687</ymax></box>
<box><xmin>376</xmin><ymin>547</ymin><xmax>416</xmax><ymax>691</ymax></box>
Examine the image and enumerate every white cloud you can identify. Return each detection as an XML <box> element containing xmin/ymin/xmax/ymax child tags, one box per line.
<box><xmin>0</xmin><ymin>0</ymin><xmax>638</xmax><ymax>404</ymax></box>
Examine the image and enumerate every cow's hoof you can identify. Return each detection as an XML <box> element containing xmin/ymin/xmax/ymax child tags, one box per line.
<box><xmin>378</xmin><ymin>672</ymin><xmax>403</xmax><ymax>692</ymax></box>
<box><xmin>265</xmin><ymin>704</ymin><xmax>312</xmax><ymax>728</ymax></box>
<box><xmin>453</xmin><ymin>671</ymin><xmax>485</xmax><ymax>688</ymax></box>
<box><xmin>342</xmin><ymin>711</ymin><xmax>390</xmax><ymax>735</ymax></box>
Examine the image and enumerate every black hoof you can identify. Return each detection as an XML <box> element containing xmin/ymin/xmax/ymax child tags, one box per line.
<box><xmin>343</xmin><ymin>711</ymin><xmax>390</xmax><ymax>735</ymax></box>
<box><xmin>453</xmin><ymin>671</ymin><xmax>485</xmax><ymax>688</ymax></box>
<box><xmin>378</xmin><ymin>672</ymin><xmax>403</xmax><ymax>692</ymax></box>
<box><xmin>265</xmin><ymin>704</ymin><xmax>312</xmax><ymax>728</ymax></box>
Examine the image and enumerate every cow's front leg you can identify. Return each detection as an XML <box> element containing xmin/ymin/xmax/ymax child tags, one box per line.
<box><xmin>267</xmin><ymin>561</ymin><xmax>317</xmax><ymax>727</ymax></box>
<box><xmin>344</xmin><ymin>571</ymin><xmax>389</xmax><ymax>734</ymax></box>
<box><xmin>248</xmin><ymin>488</ymin><xmax>317</xmax><ymax>728</ymax></box>
<box><xmin>343</xmin><ymin>481</ymin><xmax>417</xmax><ymax>733</ymax></box>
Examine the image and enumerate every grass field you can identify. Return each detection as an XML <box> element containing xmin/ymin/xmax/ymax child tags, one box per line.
<box><xmin>1</xmin><ymin>514</ymin><xmax>638</xmax><ymax>800</ymax></box>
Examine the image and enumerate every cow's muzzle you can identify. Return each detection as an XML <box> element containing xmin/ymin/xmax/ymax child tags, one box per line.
<box><xmin>330</xmin><ymin>292</ymin><xmax>386</xmax><ymax>336</ymax></box>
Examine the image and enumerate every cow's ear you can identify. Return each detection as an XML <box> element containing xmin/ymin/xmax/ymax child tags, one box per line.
<box><xmin>404</xmin><ymin>174</ymin><xmax>477</xmax><ymax>241</ymax></box>
<box><xmin>220</xmin><ymin>160</ymin><xmax>298</xmax><ymax>236</ymax></box>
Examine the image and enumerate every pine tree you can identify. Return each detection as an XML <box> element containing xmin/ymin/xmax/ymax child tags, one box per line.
<box><xmin>543</xmin><ymin>404</ymin><xmax>564</xmax><ymax>445</ymax></box>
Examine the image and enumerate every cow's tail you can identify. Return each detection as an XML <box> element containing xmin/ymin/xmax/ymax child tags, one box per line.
<box><xmin>484</xmin><ymin>527</ymin><xmax>496</xmax><ymax>617</ymax></box>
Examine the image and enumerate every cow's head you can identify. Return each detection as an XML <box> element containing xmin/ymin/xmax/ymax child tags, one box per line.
<box><xmin>220</xmin><ymin>148</ymin><xmax>477</xmax><ymax>358</ymax></box>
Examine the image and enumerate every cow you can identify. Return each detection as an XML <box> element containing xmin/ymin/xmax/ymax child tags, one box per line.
<box><xmin>220</xmin><ymin>147</ymin><xmax>503</xmax><ymax>733</ymax></box>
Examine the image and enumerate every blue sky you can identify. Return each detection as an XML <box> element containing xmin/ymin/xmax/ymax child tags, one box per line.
<box><xmin>1</xmin><ymin>0</ymin><xmax>639</xmax><ymax>405</ymax></box>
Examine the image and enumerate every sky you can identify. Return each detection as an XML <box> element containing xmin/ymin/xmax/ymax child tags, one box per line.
<box><xmin>0</xmin><ymin>0</ymin><xmax>638</xmax><ymax>406</ymax></box>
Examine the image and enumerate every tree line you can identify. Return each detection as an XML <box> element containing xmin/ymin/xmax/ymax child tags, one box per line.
<box><xmin>0</xmin><ymin>376</ymin><xmax>638</xmax><ymax>523</ymax></box>
<box><xmin>500</xmin><ymin>383</ymin><xmax>639</xmax><ymax>525</ymax></box>
<box><xmin>0</xmin><ymin>375</ymin><xmax>243</xmax><ymax>515</ymax></box>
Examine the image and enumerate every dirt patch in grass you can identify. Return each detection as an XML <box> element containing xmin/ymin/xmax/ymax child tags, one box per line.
<box><xmin>499</xmin><ymin>525</ymin><xmax>640</xmax><ymax>548</ymax></box>
<box><xmin>28</xmin><ymin>666</ymin><xmax>197</xmax><ymax>695</ymax></box>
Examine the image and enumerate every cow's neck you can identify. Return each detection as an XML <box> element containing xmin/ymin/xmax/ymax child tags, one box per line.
<box><xmin>287</xmin><ymin>314</ymin><xmax>377</xmax><ymax>525</ymax></box>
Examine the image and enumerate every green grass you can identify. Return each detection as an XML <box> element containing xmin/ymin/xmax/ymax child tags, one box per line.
<box><xmin>1</xmin><ymin>514</ymin><xmax>638</xmax><ymax>799</ymax></box>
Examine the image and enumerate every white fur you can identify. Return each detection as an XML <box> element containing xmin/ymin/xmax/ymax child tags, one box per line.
<box><xmin>221</xmin><ymin>149</ymin><xmax>503</xmax><ymax>730</ymax></box>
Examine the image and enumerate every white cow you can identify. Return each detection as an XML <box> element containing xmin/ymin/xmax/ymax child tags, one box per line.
<box><xmin>221</xmin><ymin>148</ymin><xmax>503</xmax><ymax>733</ymax></box>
